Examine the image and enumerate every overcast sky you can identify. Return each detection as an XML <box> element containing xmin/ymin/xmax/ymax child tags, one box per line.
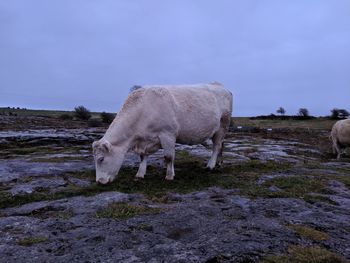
<box><xmin>0</xmin><ymin>0</ymin><xmax>349</xmax><ymax>116</ymax></box>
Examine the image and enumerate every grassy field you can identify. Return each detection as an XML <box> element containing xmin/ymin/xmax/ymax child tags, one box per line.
<box><xmin>0</xmin><ymin>107</ymin><xmax>104</xmax><ymax>119</ymax></box>
<box><xmin>232</xmin><ymin>117</ymin><xmax>337</xmax><ymax>130</ymax></box>
<box><xmin>0</xmin><ymin>107</ymin><xmax>339</xmax><ymax>130</ymax></box>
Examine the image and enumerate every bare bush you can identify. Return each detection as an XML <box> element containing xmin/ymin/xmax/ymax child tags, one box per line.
<box><xmin>74</xmin><ymin>106</ymin><xmax>91</xmax><ymax>120</ymax></box>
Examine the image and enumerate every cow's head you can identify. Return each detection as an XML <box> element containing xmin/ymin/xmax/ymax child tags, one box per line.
<box><xmin>92</xmin><ymin>138</ymin><xmax>126</xmax><ymax>184</ymax></box>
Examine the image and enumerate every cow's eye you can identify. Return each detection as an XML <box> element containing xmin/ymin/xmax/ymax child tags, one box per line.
<box><xmin>97</xmin><ymin>157</ymin><xmax>104</xmax><ymax>163</ymax></box>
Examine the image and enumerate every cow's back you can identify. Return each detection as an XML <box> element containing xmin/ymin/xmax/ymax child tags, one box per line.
<box><xmin>142</xmin><ymin>83</ymin><xmax>232</xmax><ymax>144</ymax></box>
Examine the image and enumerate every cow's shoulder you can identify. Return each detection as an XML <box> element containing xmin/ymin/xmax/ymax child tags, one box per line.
<box><xmin>121</xmin><ymin>88</ymin><xmax>146</xmax><ymax>112</ymax></box>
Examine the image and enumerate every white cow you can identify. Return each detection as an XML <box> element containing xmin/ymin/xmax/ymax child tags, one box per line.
<box><xmin>331</xmin><ymin>119</ymin><xmax>350</xmax><ymax>159</ymax></box>
<box><xmin>92</xmin><ymin>83</ymin><xmax>233</xmax><ymax>184</ymax></box>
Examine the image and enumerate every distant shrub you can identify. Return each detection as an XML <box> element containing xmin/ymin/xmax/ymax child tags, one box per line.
<box><xmin>251</xmin><ymin>114</ymin><xmax>315</xmax><ymax>121</ymax></box>
<box><xmin>74</xmin><ymin>106</ymin><xmax>91</xmax><ymax>120</ymax></box>
<box><xmin>129</xmin><ymin>85</ymin><xmax>142</xmax><ymax>93</ymax></box>
<box><xmin>100</xmin><ymin>112</ymin><xmax>115</xmax><ymax>124</ymax></box>
<box><xmin>298</xmin><ymin>108</ymin><xmax>309</xmax><ymax>117</ymax></box>
<box><xmin>330</xmin><ymin>108</ymin><xmax>349</xmax><ymax>119</ymax></box>
<box><xmin>88</xmin><ymin>118</ymin><xmax>103</xmax><ymax>127</ymax></box>
<box><xmin>59</xmin><ymin>113</ymin><xmax>73</xmax><ymax>120</ymax></box>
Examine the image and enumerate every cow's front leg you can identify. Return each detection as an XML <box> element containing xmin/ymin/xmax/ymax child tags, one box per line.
<box><xmin>159</xmin><ymin>135</ymin><xmax>176</xmax><ymax>180</ymax></box>
<box><xmin>135</xmin><ymin>155</ymin><xmax>148</xmax><ymax>179</ymax></box>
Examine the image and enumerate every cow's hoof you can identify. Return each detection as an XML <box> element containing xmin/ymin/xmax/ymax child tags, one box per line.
<box><xmin>165</xmin><ymin>175</ymin><xmax>174</xmax><ymax>181</ymax></box>
<box><xmin>206</xmin><ymin>165</ymin><xmax>215</xmax><ymax>170</ymax></box>
<box><xmin>134</xmin><ymin>177</ymin><xmax>144</xmax><ymax>182</ymax></box>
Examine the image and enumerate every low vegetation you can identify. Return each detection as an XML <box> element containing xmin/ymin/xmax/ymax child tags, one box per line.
<box><xmin>2</xmin><ymin>153</ymin><xmax>347</xmax><ymax>209</ymax></box>
<box><xmin>0</xmin><ymin>159</ymin><xmax>292</xmax><ymax>209</ymax></box>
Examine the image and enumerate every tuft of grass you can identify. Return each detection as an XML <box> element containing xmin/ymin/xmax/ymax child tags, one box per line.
<box><xmin>288</xmin><ymin>224</ymin><xmax>329</xmax><ymax>241</ymax></box>
<box><xmin>18</xmin><ymin>236</ymin><xmax>48</xmax><ymax>246</ymax></box>
<box><xmin>263</xmin><ymin>175</ymin><xmax>337</xmax><ymax>205</ymax></box>
<box><xmin>96</xmin><ymin>202</ymin><xmax>161</xmax><ymax>219</ymax></box>
<box><xmin>261</xmin><ymin>245</ymin><xmax>347</xmax><ymax>263</ymax></box>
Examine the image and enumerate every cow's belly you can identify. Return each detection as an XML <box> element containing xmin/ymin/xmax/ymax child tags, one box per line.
<box><xmin>176</xmin><ymin>123</ymin><xmax>219</xmax><ymax>145</ymax></box>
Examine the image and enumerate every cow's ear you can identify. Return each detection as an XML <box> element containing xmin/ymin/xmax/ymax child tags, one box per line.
<box><xmin>92</xmin><ymin>141</ymin><xmax>99</xmax><ymax>149</ymax></box>
<box><xmin>100</xmin><ymin>140</ymin><xmax>112</xmax><ymax>153</ymax></box>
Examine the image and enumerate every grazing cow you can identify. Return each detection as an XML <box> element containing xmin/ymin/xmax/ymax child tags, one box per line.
<box><xmin>330</xmin><ymin>119</ymin><xmax>350</xmax><ymax>159</ymax></box>
<box><xmin>92</xmin><ymin>83</ymin><xmax>233</xmax><ymax>184</ymax></box>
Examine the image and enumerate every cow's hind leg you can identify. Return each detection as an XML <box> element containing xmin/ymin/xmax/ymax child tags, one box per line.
<box><xmin>135</xmin><ymin>154</ymin><xmax>148</xmax><ymax>179</ymax></box>
<box><xmin>159</xmin><ymin>134</ymin><xmax>176</xmax><ymax>180</ymax></box>
<box><xmin>207</xmin><ymin>130</ymin><xmax>225</xmax><ymax>169</ymax></box>
<box><xmin>332</xmin><ymin>138</ymin><xmax>342</xmax><ymax>160</ymax></box>
<box><xmin>207</xmin><ymin>112</ymin><xmax>230</xmax><ymax>169</ymax></box>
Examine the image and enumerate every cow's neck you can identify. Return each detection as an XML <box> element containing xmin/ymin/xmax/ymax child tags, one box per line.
<box><xmin>103</xmin><ymin>113</ymin><xmax>138</xmax><ymax>150</ymax></box>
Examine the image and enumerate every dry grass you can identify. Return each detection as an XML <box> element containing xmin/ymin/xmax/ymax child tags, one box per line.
<box><xmin>17</xmin><ymin>236</ymin><xmax>48</xmax><ymax>246</ymax></box>
<box><xmin>232</xmin><ymin>117</ymin><xmax>336</xmax><ymax>130</ymax></box>
<box><xmin>262</xmin><ymin>245</ymin><xmax>347</xmax><ymax>263</ymax></box>
<box><xmin>288</xmin><ymin>224</ymin><xmax>329</xmax><ymax>241</ymax></box>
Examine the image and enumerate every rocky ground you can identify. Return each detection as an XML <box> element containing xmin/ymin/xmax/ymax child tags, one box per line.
<box><xmin>0</xmin><ymin>116</ymin><xmax>349</xmax><ymax>263</ymax></box>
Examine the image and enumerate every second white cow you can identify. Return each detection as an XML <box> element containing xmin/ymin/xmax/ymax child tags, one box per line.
<box><xmin>331</xmin><ymin>119</ymin><xmax>350</xmax><ymax>159</ymax></box>
<box><xmin>92</xmin><ymin>83</ymin><xmax>233</xmax><ymax>184</ymax></box>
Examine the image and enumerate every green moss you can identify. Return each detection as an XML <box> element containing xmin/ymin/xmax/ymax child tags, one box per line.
<box><xmin>261</xmin><ymin>246</ymin><xmax>347</xmax><ymax>263</ymax></box>
<box><xmin>96</xmin><ymin>202</ymin><xmax>161</xmax><ymax>219</ymax></box>
<box><xmin>18</xmin><ymin>236</ymin><xmax>48</xmax><ymax>246</ymax></box>
<box><xmin>288</xmin><ymin>224</ymin><xmax>329</xmax><ymax>241</ymax></box>
<box><xmin>265</xmin><ymin>176</ymin><xmax>325</xmax><ymax>197</ymax></box>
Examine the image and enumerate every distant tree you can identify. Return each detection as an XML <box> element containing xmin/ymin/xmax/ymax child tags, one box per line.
<box><xmin>338</xmin><ymin>109</ymin><xmax>349</xmax><ymax>118</ymax></box>
<box><xmin>331</xmin><ymin>108</ymin><xmax>339</xmax><ymax>119</ymax></box>
<box><xmin>100</xmin><ymin>112</ymin><xmax>115</xmax><ymax>124</ymax></box>
<box><xmin>298</xmin><ymin>108</ymin><xmax>309</xmax><ymax>117</ymax></box>
<box><xmin>74</xmin><ymin>105</ymin><xmax>91</xmax><ymax>120</ymax></box>
<box><xmin>277</xmin><ymin>107</ymin><xmax>286</xmax><ymax>116</ymax></box>
<box><xmin>331</xmin><ymin>108</ymin><xmax>349</xmax><ymax>119</ymax></box>
<box><xmin>129</xmin><ymin>85</ymin><xmax>142</xmax><ymax>93</ymax></box>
